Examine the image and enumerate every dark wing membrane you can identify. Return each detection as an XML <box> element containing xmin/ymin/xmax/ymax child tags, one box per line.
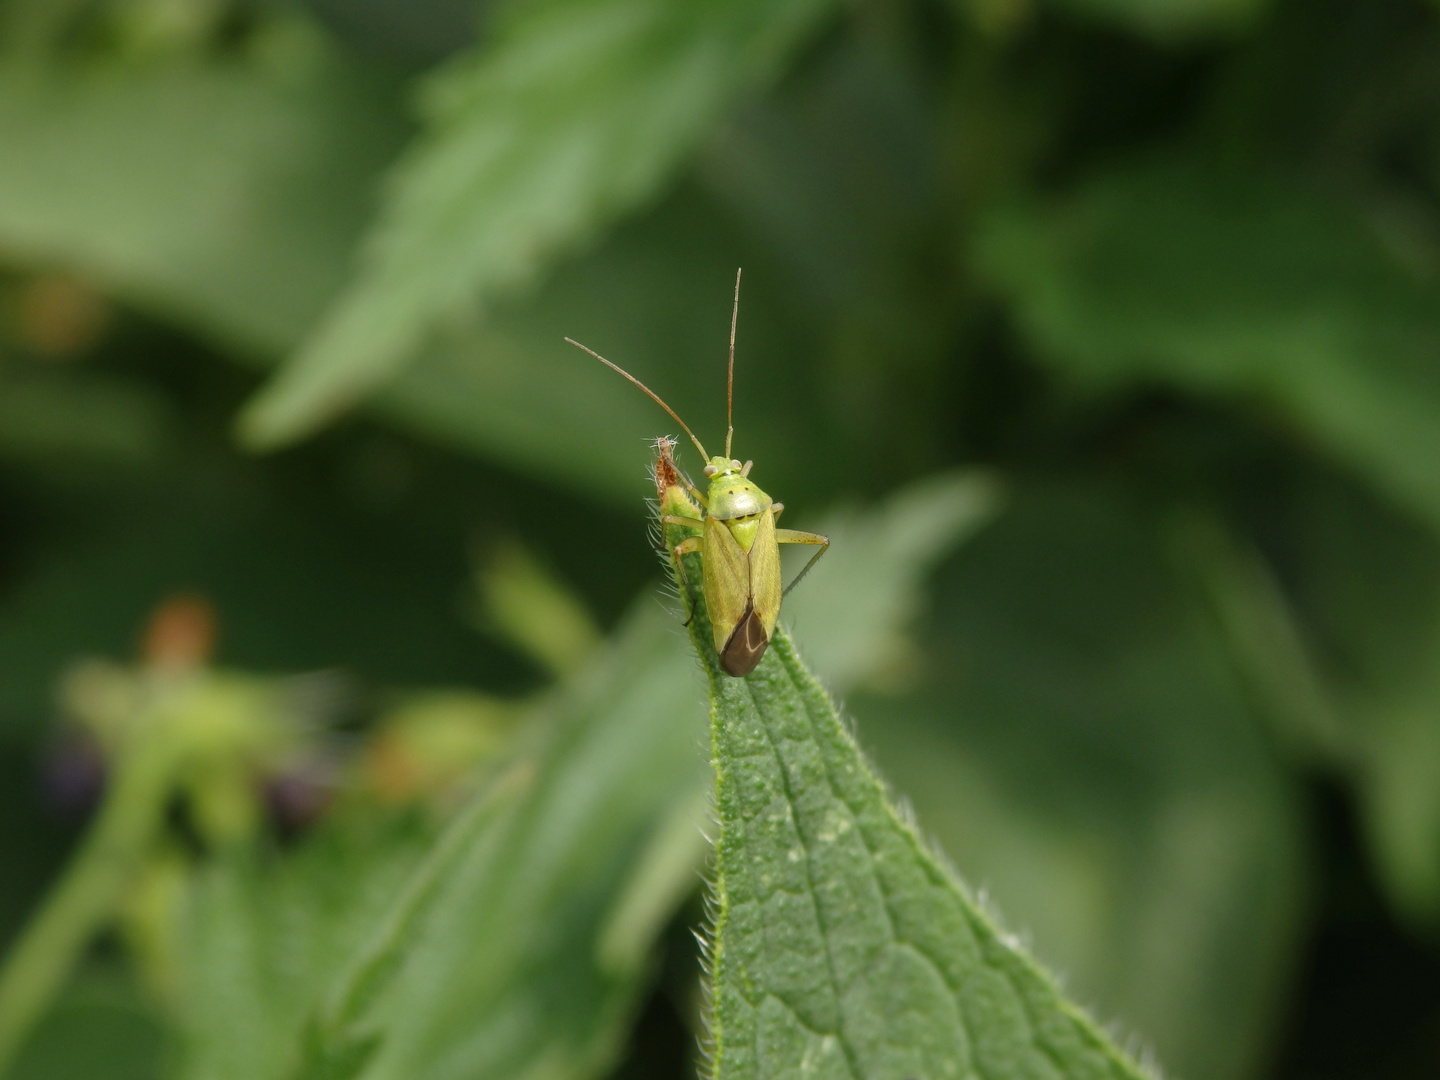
<box><xmin>720</xmin><ymin>602</ymin><xmax>769</xmax><ymax>677</ymax></box>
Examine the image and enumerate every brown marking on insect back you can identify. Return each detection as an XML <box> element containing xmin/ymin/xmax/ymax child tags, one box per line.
<box><xmin>719</xmin><ymin>600</ymin><xmax>770</xmax><ymax>677</ymax></box>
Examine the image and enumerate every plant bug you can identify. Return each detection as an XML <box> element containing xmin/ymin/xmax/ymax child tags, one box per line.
<box><xmin>566</xmin><ymin>271</ymin><xmax>828</xmax><ymax>677</ymax></box>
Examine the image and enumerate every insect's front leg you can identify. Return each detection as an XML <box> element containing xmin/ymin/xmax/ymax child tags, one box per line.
<box><xmin>679</xmin><ymin>473</ymin><xmax>708</xmax><ymax>510</ymax></box>
<box><xmin>774</xmin><ymin>514</ymin><xmax>829</xmax><ymax>597</ymax></box>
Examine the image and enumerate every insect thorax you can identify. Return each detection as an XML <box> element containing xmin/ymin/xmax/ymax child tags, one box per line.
<box><xmin>707</xmin><ymin>472</ymin><xmax>770</xmax><ymax>522</ymax></box>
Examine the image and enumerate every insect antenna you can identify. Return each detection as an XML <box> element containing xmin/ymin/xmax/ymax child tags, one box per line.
<box><xmin>725</xmin><ymin>268</ymin><xmax>740</xmax><ymax>461</ymax></box>
<box><xmin>565</xmin><ymin>338</ymin><xmax>710</xmax><ymax>462</ymax></box>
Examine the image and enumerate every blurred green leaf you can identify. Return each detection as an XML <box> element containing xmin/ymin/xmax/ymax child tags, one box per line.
<box><xmin>368</xmin><ymin>13</ymin><xmax>961</xmax><ymax>503</ymax></box>
<box><xmin>782</xmin><ymin>471</ymin><xmax>1000</xmax><ymax>689</ymax></box>
<box><xmin>367</xmin><ymin>195</ymin><xmax>822</xmax><ymax>506</ymax></box>
<box><xmin>1281</xmin><ymin>477</ymin><xmax>1440</xmax><ymax>929</ymax></box>
<box><xmin>700</xmin><ymin>626</ymin><xmax>1149</xmax><ymax>1080</ymax></box>
<box><xmin>7</xmin><ymin>964</ymin><xmax>163</xmax><ymax>1080</ymax></box>
<box><xmin>0</xmin><ymin>15</ymin><xmax>408</xmax><ymax>356</ymax></box>
<box><xmin>0</xmin><ymin>4</ymin><xmax>931</xmax><ymax>507</ymax></box>
<box><xmin>176</xmin><ymin>818</ymin><xmax>435</xmax><ymax>1080</ymax></box>
<box><xmin>973</xmin><ymin>159</ymin><xmax>1440</xmax><ymax>534</ymax></box>
<box><xmin>293</xmin><ymin>602</ymin><xmax>709</xmax><ymax>1080</ymax></box>
<box><xmin>853</xmin><ymin>483</ymin><xmax>1307</xmax><ymax>1080</ymax></box>
<box><xmin>238</xmin><ymin>0</ymin><xmax>840</xmax><ymax>448</ymax></box>
<box><xmin>1357</xmin><ymin>664</ymin><xmax>1440</xmax><ymax>928</ymax></box>
<box><xmin>474</xmin><ymin>539</ymin><xmax>603</xmax><ymax>679</ymax></box>
<box><xmin>1190</xmin><ymin>512</ymin><xmax>1346</xmax><ymax>766</ymax></box>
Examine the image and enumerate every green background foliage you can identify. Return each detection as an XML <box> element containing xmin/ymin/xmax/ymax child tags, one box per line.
<box><xmin>0</xmin><ymin>0</ymin><xmax>1438</xmax><ymax>1077</ymax></box>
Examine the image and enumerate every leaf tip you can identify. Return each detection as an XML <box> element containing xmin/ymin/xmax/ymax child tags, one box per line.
<box><xmin>233</xmin><ymin>358</ymin><xmax>362</xmax><ymax>452</ymax></box>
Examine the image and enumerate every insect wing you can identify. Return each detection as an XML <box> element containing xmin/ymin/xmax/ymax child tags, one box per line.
<box><xmin>703</xmin><ymin>510</ymin><xmax>785</xmax><ymax>678</ymax></box>
<box><xmin>702</xmin><ymin>516</ymin><xmax>754</xmax><ymax>670</ymax></box>
<box><xmin>702</xmin><ymin>516</ymin><xmax>749</xmax><ymax>652</ymax></box>
<box><xmin>747</xmin><ymin>507</ymin><xmax>783</xmax><ymax>642</ymax></box>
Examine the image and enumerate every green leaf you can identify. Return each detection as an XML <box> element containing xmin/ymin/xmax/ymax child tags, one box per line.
<box><xmin>781</xmin><ymin>471</ymin><xmax>1000</xmax><ymax>688</ymax></box>
<box><xmin>293</xmin><ymin>602</ymin><xmax>712</xmax><ymax>1080</ymax></box>
<box><xmin>1357</xmin><ymin>668</ymin><xmax>1440</xmax><ymax>928</ymax></box>
<box><xmin>855</xmin><ymin>484</ymin><xmax>1307</xmax><ymax>1080</ymax></box>
<box><xmin>7</xmin><ymin>964</ymin><xmax>164</xmax><ymax>1080</ymax></box>
<box><xmin>0</xmin><ymin>12</ymin><xmax>926</xmax><ymax>509</ymax></box>
<box><xmin>366</xmin><ymin>193</ymin><xmax>836</xmax><ymax>506</ymax></box>
<box><xmin>0</xmin><ymin>17</ymin><xmax>408</xmax><ymax>357</ymax></box>
<box><xmin>238</xmin><ymin>0</ymin><xmax>839</xmax><ymax>448</ymax></box>
<box><xmin>372</xmin><ymin>18</ymin><xmax>963</xmax><ymax>504</ymax></box>
<box><xmin>1278</xmin><ymin>476</ymin><xmax>1440</xmax><ymax>928</ymax></box>
<box><xmin>972</xmin><ymin>160</ymin><xmax>1440</xmax><ymax>534</ymax></box>
<box><xmin>663</xmin><ymin>483</ymin><xmax>1151</xmax><ymax>1078</ymax></box>
<box><xmin>699</xmin><ymin>629</ymin><xmax>1151</xmax><ymax>1080</ymax></box>
<box><xmin>176</xmin><ymin>818</ymin><xmax>435</xmax><ymax>1080</ymax></box>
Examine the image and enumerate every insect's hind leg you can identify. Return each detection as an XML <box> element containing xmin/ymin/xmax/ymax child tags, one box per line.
<box><xmin>775</xmin><ymin>527</ymin><xmax>829</xmax><ymax>597</ymax></box>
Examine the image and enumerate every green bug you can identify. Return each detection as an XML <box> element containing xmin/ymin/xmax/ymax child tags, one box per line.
<box><xmin>567</xmin><ymin>271</ymin><xmax>829</xmax><ymax>677</ymax></box>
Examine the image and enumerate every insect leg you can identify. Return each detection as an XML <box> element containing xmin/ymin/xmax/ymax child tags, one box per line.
<box><xmin>679</xmin><ymin>472</ymin><xmax>709</xmax><ymax>509</ymax></box>
<box><xmin>775</xmin><ymin>526</ymin><xmax>829</xmax><ymax>597</ymax></box>
<box><xmin>670</xmin><ymin>534</ymin><xmax>703</xmax><ymax>601</ymax></box>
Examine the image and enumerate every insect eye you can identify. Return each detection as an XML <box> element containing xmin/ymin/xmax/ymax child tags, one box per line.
<box><xmin>731</xmin><ymin>460</ymin><xmax>741</xmax><ymax>470</ymax></box>
<box><xmin>703</xmin><ymin>465</ymin><xmax>717</xmax><ymax>476</ymax></box>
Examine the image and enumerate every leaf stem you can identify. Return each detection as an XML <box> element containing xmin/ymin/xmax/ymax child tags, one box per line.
<box><xmin>0</xmin><ymin>727</ymin><xmax>176</xmax><ymax>1073</ymax></box>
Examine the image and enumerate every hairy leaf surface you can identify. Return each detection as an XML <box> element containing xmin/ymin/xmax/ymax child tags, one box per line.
<box><xmin>670</xmin><ymin>489</ymin><xmax>1153</xmax><ymax>1079</ymax></box>
<box><xmin>699</xmin><ymin>629</ymin><xmax>1152</xmax><ymax>1080</ymax></box>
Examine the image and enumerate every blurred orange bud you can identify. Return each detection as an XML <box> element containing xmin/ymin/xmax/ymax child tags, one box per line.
<box><xmin>142</xmin><ymin>594</ymin><xmax>217</xmax><ymax>672</ymax></box>
<box><xmin>16</xmin><ymin>275</ymin><xmax>111</xmax><ymax>358</ymax></box>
